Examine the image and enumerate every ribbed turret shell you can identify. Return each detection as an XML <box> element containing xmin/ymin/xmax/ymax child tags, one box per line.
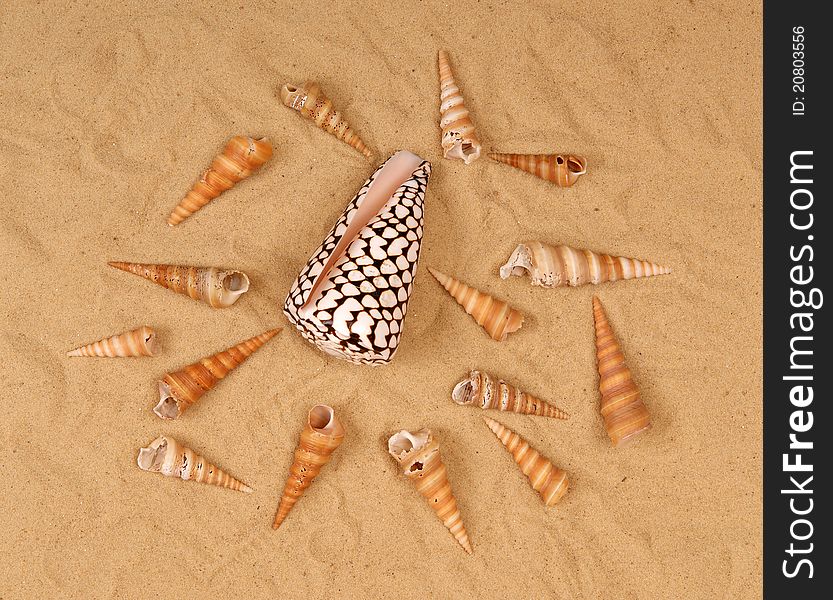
<box><xmin>67</xmin><ymin>326</ymin><xmax>156</xmax><ymax>357</ymax></box>
<box><xmin>452</xmin><ymin>370</ymin><xmax>568</xmax><ymax>419</ymax></box>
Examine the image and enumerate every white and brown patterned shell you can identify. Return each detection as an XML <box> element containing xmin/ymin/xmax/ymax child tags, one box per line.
<box><xmin>284</xmin><ymin>151</ymin><xmax>431</xmax><ymax>365</ymax></box>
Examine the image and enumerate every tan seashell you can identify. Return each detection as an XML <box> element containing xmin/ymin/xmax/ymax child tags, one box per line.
<box><xmin>388</xmin><ymin>429</ymin><xmax>472</xmax><ymax>554</ymax></box>
<box><xmin>137</xmin><ymin>436</ymin><xmax>252</xmax><ymax>493</ymax></box>
<box><xmin>593</xmin><ymin>297</ymin><xmax>651</xmax><ymax>447</ymax></box>
<box><xmin>280</xmin><ymin>82</ymin><xmax>372</xmax><ymax>159</ymax></box>
<box><xmin>108</xmin><ymin>262</ymin><xmax>250</xmax><ymax>308</ymax></box>
<box><xmin>428</xmin><ymin>267</ymin><xmax>524</xmax><ymax>341</ymax></box>
<box><xmin>273</xmin><ymin>404</ymin><xmax>345</xmax><ymax>529</ymax></box>
<box><xmin>67</xmin><ymin>326</ymin><xmax>157</xmax><ymax>357</ymax></box>
<box><xmin>438</xmin><ymin>50</ymin><xmax>481</xmax><ymax>164</ymax></box>
<box><xmin>452</xmin><ymin>370</ymin><xmax>568</xmax><ymax>419</ymax></box>
<box><xmin>168</xmin><ymin>136</ymin><xmax>273</xmax><ymax>226</ymax></box>
<box><xmin>483</xmin><ymin>417</ymin><xmax>568</xmax><ymax>506</ymax></box>
<box><xmin>154</xmin><ymin>328</ymin><xmax>281</xmax><ymax>420</ymax></box>
<box><xmin>488</xmin><ymin>153</ymin><xmax>587</xmax><ymax>187</ymax></box>
<box><xmin>500</xmin><ymin>241</ymin><xmax>672</xmax><ymax>288</ymax></box>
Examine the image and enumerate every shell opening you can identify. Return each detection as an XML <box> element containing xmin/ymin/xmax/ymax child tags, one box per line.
<box><xmin>144</xmin><ymin>329</ymin><xmax>158</xmax><ymax>355</ymax></box>
<box><xmin>568</xmin><ymin>157</ymin><xmax>586</xmax><ymax>175</ymax></box>
<box><xmin>137</xmin><ymin>437</ymin><xmax>168</xmax><ymax>472</ymax></box>
<box><xmin>308</xmin><ymin>404</ymin><xmax>344</xmax><ymax>436</ymax></box>
<box><xmin>223</xmin><ymin>271</ymin><xmax>250</xmax><ymax>293</ymax></box>
<box><xmin>387</xmin><ymin>429</ymin><xmax>430</xmax><ymax>457</ymax></box>
<box><xmin>499</xmin><ymin>244</ymin><xmax>533</xmax><ymax>280</ymax></box>
<box><xmin>451</xmin><ymin>372</ymin><xmax>478</xmax><ymax>406</ymax></box>
<box><xmin>153</xmin><ymin>381</ymin><xmax>180</xmax><ymax>420</ymax></box>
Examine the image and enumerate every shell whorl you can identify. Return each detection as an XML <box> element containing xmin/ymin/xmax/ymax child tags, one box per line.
<box><xmin>452</xmin><ymin>370</ymin><xmax>568</xmax><ymax>419</ymax></box>
<box><xmin>488</xmin><ymin>153</ymin><xmax>587</xmax><ymax>187</ymax></box>
<box><xmin>483</xmin><ymin>417</ymin><xmax>568</xmax><ymax>506</ymax></box>
<box><xmin>168</xmin><ymin>136</ymin><xmax>272</xmax><ymax>226</ymax></box>
<box><xmin>154</xmin><ymin>328</ymin><xmax>281</xmax><ymax>420</ymax></box>
<box><xmin>67</xmin><ymin>326</ymin><xmax>156</xmax><ymax>357</ymax></box>
<box><xmin>593</xmin><ymin>297</ymin><xmax>652</xmax><ymax>446</ymax></box>
<box><xmin>500</xmin><ymin>242</ymin><xmax>671</xmax><ymax>288</ymax></box>
<box><xmin>273</xmin><ymin>404</ymin><xmax>345</xmax><ymax>529</ymax></box>
<box><xmin>428</xmin><ymin>267</ymin><xmax>524</xmax><ymax>341</ymax></box>
<box><xmin>388</xmin><ymin>429</ymin><xmax>472</xmax><ymax>554</ymax></box>
<box><xmin>137</xmin><ymin>436</ymin><xmax>252</xmax><ymax>493</ymax></box>
<box><xmin>438</xmin><ymin>50</ymin><xmax>481</xmax><ymax>164</ymax></box>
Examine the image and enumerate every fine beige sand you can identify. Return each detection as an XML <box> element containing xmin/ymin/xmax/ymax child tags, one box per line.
<box><xmin>0</xmin><ymin>1</ymin><xmax>762</xmax><ymax>598</ymax></box>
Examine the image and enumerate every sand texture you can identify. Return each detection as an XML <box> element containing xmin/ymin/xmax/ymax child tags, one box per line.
<box><xmin>0</xmin><ymin>1</ymin><xmax>761</xmax><ymax>598</ymax></box>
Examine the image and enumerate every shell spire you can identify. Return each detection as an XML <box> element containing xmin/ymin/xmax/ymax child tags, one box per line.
<box><xmin>108</xmin><ymin>262</ymin><xmax>250</xmax><ymax>308</ymax></box>
<box><xmin>137</xmin><ymin>436</ymin><xmax>252</xmax><ymax>493</ymax></box>
<box><xmin>154</xmin><ymin>328</ymin><xmax>281</xmax><ymax>420</ymax></box>
<box><xmin>593</xmin><ymin>297</ymin><xmax>651</xmax><ymax>446</ymax></box>
<box><xmin>273</xmin><ymin>405</ymin><xmax>345</xmax><ymax>529</ymax></box>
<box><xmin>483</xmin><ymin>417</ymin><xmax>568</xmax><ymax>506</ymax></box>
<box><xmin>388</xmin><ymin>429</ymin><xmax>472</xmax><ymax>554</ymax></box>
<box><xmin>488</xmin><ymin>152</ymin><xmax>587</xmax><ymax>187</ymax></box>
<box><xmin>452</xmin><ymin>370</ymin><xmax>568</xmax><ymax>419</ymax></box>
<box><xmin>280</xmin><ymin>82</ymin><xmax>372</xmax><ymax>159</ymax></box>
<box><xmin>500</xmin><ymin>242</ymin><xmax>671</xmax><ymax>289</ymax></box>
<box><xmin>67</xmin><ymin>326</ymin><xmax>157</xmax><ymax>357</ymax></box>
<box><xmin>428</xmin><ymin>267</ymin><xmax>523</xmax><ymax>341</ymax></box>
<box><xmin>438</xmin><ymin>50</ymin><xmax>481</xmax><ymax>164</ymax></box>
<box><xmin>168</xmin><ymin>136</ymin><xmax>272</xmax><ymax>226</ymax></box>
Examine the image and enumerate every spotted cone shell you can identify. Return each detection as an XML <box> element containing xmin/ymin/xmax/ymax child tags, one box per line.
<box><xmin>438</xmin><ymin>50</ymin><xmax>481</xmax><ymax>164</ymax></box>
<box><xmin>593</xmin><ymin>297</ymin><xmax>651</xmax><ymax>446</ymax></box>
<box><xmin>388</xmin><ymin>429</ymin><xmax>472</xmax><ymax>554</ymax></box>
<box><xmin>67</xmin><ymin>326</ymin><xmax>157</xmax><ymax>357</ymax></box>
<box><xmin>500</xmin><ymin>241</ymin><xmax>671</xmax><ymax>288</ymax></box>
<box><xmin>488</xmin><ymin>153</ymin><xmax>587</xmax><ymax>187</ymax></box>
<box><xmin>483</xmin><ymin>417</ymin><xmax>568</xmax><ymax>507</ymax></box>
<box><xmin>452</xmin><ymin>370</ymin><xmax>568</xmax><ymax>419</ymax></box>
<box><xmin>137</xmin><ymin>436</ymin><xmax>252</xmax><ymax>493</ymax></box>
<box><xmin>273</xmin><ymin>405</ymin><xmax>345</xmax><ymax>529</ymax></box>
<box><xmin>284</xmin><ymin>151</ymin><xmax>431</xmax><ymax>365</ymax></box>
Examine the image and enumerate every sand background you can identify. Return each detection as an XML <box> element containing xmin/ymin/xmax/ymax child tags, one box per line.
<box><xmin>0</xmin><ymin>1</ymin><xmax>762</xmax><ymax>598</ymax></box>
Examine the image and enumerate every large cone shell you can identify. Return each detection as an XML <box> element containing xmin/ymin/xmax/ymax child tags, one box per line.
<box><xmin>452</xmin><ymin>370</ymin><xmax>568</xmax><ymax>419</ymax></box>
<box><xmin>488</xmin><ymin>153</ymin><xmax>586</xmax><ymax>187</ymax></box>
<box><xmin>593</xmin><ymin>297</ymin><xmax>651</xmax><ymax>446</ymax></box>
<box><xmin>428</xmin><ymin>268</ymin><xmax>523</xmax><ymax>341</ymax></box>
<box><xmin>438</xmin><ymin>50</ymin><xmax>481</xmax><ymax>164</ymax></box>
<box><xmin>483</xmin><ymin>417</ymin><xmax>568</xmax><ymax>506</ymax></box>
<box><xmin>280</xmin><ymin>81</ymin><xmax>372</xmax><ymax>158</ymax></box>
<box><xmin>67</xmin><ymin>326</ymin><xmax>157</xmax><ymax>357</ymax></box>
<box><xmin>388</xmin><ymin>429</ymin><xmax>472</xmax><ymax>554</ymax></box>
<box><xmin>500</xmin><ymin>241</ymin><xmax>671</xmax><ymax>289</ymax></box>
<box><xmin>154</xmin><ymin>328</ymin><xmax>281</xmax><ymax>420</ymax></box>
<box><xmin>168</xmin><ymin>136</ymin><xmax>272</xmax><ymax>226</ymax></box>
<box><xmin>108</xmin><ymin>262</ymin><xmax>250</xmax><ymax>308</ymax></box>
<box><xmin>273</xmin><ymin>405</ymin><xmax>345</xmax><ymax>529</ymax></box>
<box><xmin>137</xmin><ymin>436</ymin><xmax>252</xmax><ymax>493</ymax></box>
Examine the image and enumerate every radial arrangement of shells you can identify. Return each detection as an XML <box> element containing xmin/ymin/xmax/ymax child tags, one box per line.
<box><xmin>65</xmin><ymin>48</ymin><xmax>673</xmax><ymax>555</ymax></box>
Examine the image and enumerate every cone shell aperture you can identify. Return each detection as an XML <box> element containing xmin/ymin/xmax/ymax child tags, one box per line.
<box><xmin>452</xmin><ymin>370</ymin><xmax>568</xmax><ymax>419</ymax></box>
<box><xmin>67</xmin><ymin>326</ymin><xmax>157</xmax><ymax>357</ymax></box>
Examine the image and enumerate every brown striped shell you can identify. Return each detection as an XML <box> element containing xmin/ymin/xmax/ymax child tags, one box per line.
<box><xmin>452</xmin><ymin>370</ymin><xmax>568</xmax><ymax>419</ymax></box>
<box><xmin>67</xmin><ymin>326</ymin><xmax>156</xmax><ymax>357</ymax></box>
<box><xmin>388</xmin><ymin>429</ymin><xmax>472</xmax><ymax>554</ymax></box>
<box><xmin>438</xmin><ymin>50</ymin><xmax>481</xmax><ymax>164</ymax></box>
<box><xmin>500</xmin><ymin>241</ymin><xmax>671</xmax><ymax>288</ymax></box>
<box><xmin>488</xmin><ymin>153</ymin><xmax>586</xmax><ymax>187</ymax></box>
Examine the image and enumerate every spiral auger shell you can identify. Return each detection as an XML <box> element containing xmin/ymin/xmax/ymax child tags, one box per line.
<box><xmin>438</xmin><ymin>50</ymin><xmax>481</xmax><ymax>164</ymax></box>
<box><xmin>108</xmin><ymin>262</ymin><xmax>250</xmax><ymax>308</ymax></box>
<box><xmin>67</xmin><ymin>326</ymin><xmax>157</xmax><ymax>357</ymax></box>
<box><xmin>137</xmin><ymin>436</ymin><xmax>252</xmax><ymax>493</ymax></box>
<box><xmin>168</xmin><ymin>136</ymin><xmax>273</xmax><ymax>226</ymax></box>
<box><xmin>483</xmin><ymin>417</ymin><xmax>568</xmax><ymax>507</ymax></box>
<box><xmin>500</xmin><ymin>241</ymin><xmax>671</xmax><ymax>289</ymax></box>
<box><xmin>452</xmin><ymin>370</ymin><xmax>568</xmax><ymax>419</ymax></box>
<box><xmin>593</xmin><ymin>297</ymin><xmax>652</xmax><ymax>447</ymax></box>
<box><xmin>488</xmin><ymin>153</ymin><xmax>587</xmax><ymax>187</ymax></box>
<box><xmin>280</xmin><ymin>81</ymin><xmax>372</xmax><ymax>159</ymax></box>
<box><xmin>154</xmin><ymin>328</ymin><xmax>281</xmax><ymax>420</ymax></box>
<box><xmin>273</xmin><ymin>404</ymin><xmax>345</xmax><ymax>529</ymax></box>
<box><xmin>428</xmin><ymin>267</ymin><xmax>524</xmax><ymax>341</ymax></box>
<box><xmin>388</xmin><ymin>429</ymin><xmax>472</xmax><ymax>554</ymax></box>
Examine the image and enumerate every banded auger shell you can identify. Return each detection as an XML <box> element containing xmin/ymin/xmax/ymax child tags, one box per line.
<box><xmin>488</xmin><ymin>153</ymin><xmax>587</xmax><ymax>187</ymax></box>
<box><xmin>154</xmin><ymin>328</ymin><xmax>281</xmax><ymax>420</ymax></box>
<box><xmin>273</xmin><ymin>404</ymin><xmax>345</xmax><ymax>529</ymax></box>
<box><xmin>500</xmin><ymin>241</ymin><xmax>671</xmax><ymax>288</ymax></box>
<box><xmin>108</xmin><ymin>262</ymin><xmax>250</xmax><ymax>308</ymax></box>
<box><xmin>483</xmin><ymin>417</ymin><xmax>568</xmax><ymax>507</ymax></box>
<box><xmin>453</xmin><ymin>370</ymin><xmax>569</xmax><ymax>419</ymax></box>
<box><xmin>593</xmin><ymin>297</ymin><xmax>651</xmax><ymax>446</ymax></box>
<box><xmin>67</xmin><ymin>326</ymin><xmax>156</xmax><ymax>357</ymax></box>
<box><xmin>388</xmin><ymin>429</ymin><xmax>472</xmax><ymax>554</ymax></box>
<box><xmin>168</xmin><ymin>136</ymin><xmax>273</xmax><ymax>226</ymax></box>
<box><xmin>283</xmin><ymin>151</ymin><xmax>431</xmax><ymax>366</ymax></box>
<box><xmin>428</xmin><ymin>268</ymin><xmax>524</xmax><ymax>341</ymax></box>
<box><xmin>280</xmin><ymin>81</ymin><xmax>373</xmax><ymax>158</ymax></box>
<box><xmin>438</xmin><ymin>50</ymin><xmax>481</xmax><ymax>164</ymax></box>
<box><xmin>137</xmin><ymin>436</ymin><xmax>252</xmax><ymax>493</ymax></box>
